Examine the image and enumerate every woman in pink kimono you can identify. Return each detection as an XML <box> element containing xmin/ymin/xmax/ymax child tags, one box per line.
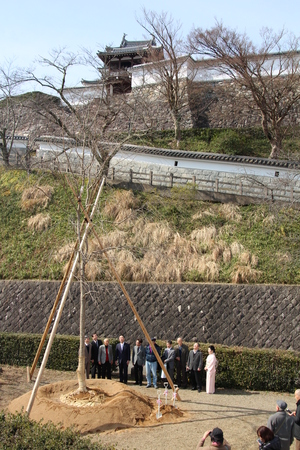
<box><xmin>204</xmin><ymin>345</ymin><xmax>218</xmax><ymax>394</ymax></box>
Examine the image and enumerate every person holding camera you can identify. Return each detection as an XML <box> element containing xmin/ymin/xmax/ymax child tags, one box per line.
<box><xmin>196</xmin><ymin>428</ymin><xmax>231</xmax><ymax>449</ymax></box>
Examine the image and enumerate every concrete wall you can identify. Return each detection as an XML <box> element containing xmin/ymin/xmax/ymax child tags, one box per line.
<box><xmin>0</xmin><ymin>280</ymin><xmax>299</xmax><ymax>351</ymax></box>
<box><xmin>109</xmin><ymin>152</ymin><xmax>300</xmax><ymax>203</ymax></box>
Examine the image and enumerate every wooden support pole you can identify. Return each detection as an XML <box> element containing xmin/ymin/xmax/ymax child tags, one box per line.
<box><xmin>26</xmin><ymin>179</ymin><xmax>105</xmax><ymax>416</ymax></box>
<box><xmin>66</xmin><ymin>179</ymin><xmax>181</xmax><ymax>401</ymax></box>
<box><xmin>27</xmin><ymin>177</ymin><xmax>106</xmax><ymax>381</ymax></box>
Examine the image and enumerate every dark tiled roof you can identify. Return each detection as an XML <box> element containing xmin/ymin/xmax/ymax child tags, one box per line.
<box><xmin>98</xmin><ymin>36</ymin><xmax>162</xmax><ymax>57</ymax></box>
<box><xmin>115</xmin><ymin>143</ymin><xmax>300</xmax><ymax>170</ymax></box>
<box><xmin>17</xmin><ymin>136</ymin><xmax>300</xmax><ymax>170</ymax></box>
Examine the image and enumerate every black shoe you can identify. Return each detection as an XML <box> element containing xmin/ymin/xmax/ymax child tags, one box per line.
<box><xmin>191</xmin><ymin>387</ymin><xmax>196</xmax><ymax>390</ymax></box>
<box><xmin>139</xmin><ymin>383</ymin><xmax>143</xmax><ymax>386</ymax></box>
<box><xmin>198</xmin><ymin>389</ymin><xmax>201</xmax><ymax>393</ymax></box>
<box><xmin>134</xmin><ymin>382</ymin><xmax>139</xmax><ymax>385</ymax></box>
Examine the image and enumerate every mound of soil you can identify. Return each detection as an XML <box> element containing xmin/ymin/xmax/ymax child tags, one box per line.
<box><xmin>8</xmin><ymin>379</ymin><xmax>186</xmax><ymax>434</ymax></box>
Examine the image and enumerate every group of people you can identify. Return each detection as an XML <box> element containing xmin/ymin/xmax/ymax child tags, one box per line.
<box><xmin>83</xmin><ymin>334</ymin><xmax>300</xmax><ymax>449</ymax></box>
<box><xmin>83</xmin><ymin>334</ymin><xmax>218</xmax><ymax>394</ymax></box>
<box><xmin>195</xmin><ymin>391</ymin><xmax>300</xmax><ymax>449</ymax></box>
<box><xmin>255</xmin><ymin>391</ymin><xmax>300</xmax><ymax>449</ymax></box>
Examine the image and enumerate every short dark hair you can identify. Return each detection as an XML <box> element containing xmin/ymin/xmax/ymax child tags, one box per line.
<box><xmin>209</xmin><ymin>345</ymin><xmax>215</xmax><ymax>353</ymax></box>
<box><xmin>167</xmin><ymin>340</ymin><xmax>172</xmax><ymax>345</ymax></box>
<box><xmin>257</xmin><ymin>426</ymin><xmax>274</xmax><ymax>443</ymax></box>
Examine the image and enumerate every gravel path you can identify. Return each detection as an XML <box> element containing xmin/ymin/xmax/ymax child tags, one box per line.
<box><xmin>0</xmin><ymin>365</ymin><xmax>297</xmax><ymax>450</ymax></box>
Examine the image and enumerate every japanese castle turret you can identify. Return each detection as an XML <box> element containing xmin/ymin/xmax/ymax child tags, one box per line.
<box><xmin>85</xmin><ymin>33</ymin><xmax>163</xmax><ymax>95</ymax></box>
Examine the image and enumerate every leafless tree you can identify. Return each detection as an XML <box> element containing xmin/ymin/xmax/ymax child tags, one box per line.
<box><xmin>0</xmin><ymin>63</ymin><xmax>25</xmax><ymax>166</ymax></box>
<box><xmin>24</xmin><ymin>49</ymin><xmax>131</xmax><ymax>392</ymax></box>
<box><xmin>137</xmin><ymin>10</ymin><xmax>191</xmax><ymax>146</ymax></box>
<box><xmin>189</xmin><ymin>22</ymin><xmax>300</xmax><ymax>159</ymax></box>
<box><xmin>26</xmin><ymin>49</ymin><xmax>123</xmax><ymax>176</ymax></box>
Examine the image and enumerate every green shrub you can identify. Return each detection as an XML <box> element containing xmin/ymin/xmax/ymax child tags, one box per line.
<box><xmin>1</xmin><ymin>335</ymin><xmax>300</xmax><ymax>393</ymax></box>
<box><xmin>0</xmin><ymin>333</ymin><xmax>118</xmax><ymax>372</ymax></box>
<box><xmin>0</xmin><ymin>411</ymin><xmax>114</xmax><ymax>450</ymax></box>
<box><xmin>210</xmin><ymin>130</ymin><xmax>248</xmax><ymax>155</ymax></box>
<box><xmin>155</xmin><ymin>340</ymin><xmax>300</xmax><ymax>392</ymax></box>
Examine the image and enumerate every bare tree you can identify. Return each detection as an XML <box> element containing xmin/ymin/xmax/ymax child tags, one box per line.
<box><xmin>26</xmin><ymin>49</ymin><xmax>122</xmax><ymax>176</ymax></box>
<box><xmin>189</xmin><ymin>23</ymin><xmax>300</xmax><ymax>159</ymax></box>
<box><xmin>137</xmin><ymin>10</ymin><xmax>191</xmax><ymax>146</ymax></box>
<box><xmin>24</xmin><ymin>49</ymin><xmax>130</xmax><ymax>393</ymax></box>
<box><xmin>0</xmin><ymin>63</ymin><xmax>24</xmax><ymax>166</ymax></box>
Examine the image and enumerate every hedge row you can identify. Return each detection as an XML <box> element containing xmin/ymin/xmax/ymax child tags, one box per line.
<box><xmin>0</xmin><ymin>333</ymin><xmax>118</xmax><ymax>372</ymax></box>
<box><xmin>0</xmin><ymin>411</ymin><xmax>114</xmax><ymax>450</ymax></box>
<box><xmin>1</xmin><ymin>333</ymin><xmax>299</xmax><ymax>392</ymax></box>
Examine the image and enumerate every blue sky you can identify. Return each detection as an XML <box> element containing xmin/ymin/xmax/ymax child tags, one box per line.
<box><xmin>2</xmin><ymin>0</ymin><xmax>300</xmax><ymax>88</ymax></box>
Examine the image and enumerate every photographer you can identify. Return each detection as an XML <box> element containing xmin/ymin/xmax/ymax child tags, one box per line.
<box><xmin>196</xmin><ymin>428</ymin><xmax>231</xmax><ymax>449</ymax></box>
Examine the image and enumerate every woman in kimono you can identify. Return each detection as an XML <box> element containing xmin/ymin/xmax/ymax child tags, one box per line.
<box><xmin>204</xmin><ymin>345</ymin><xmax>218</xmax><ymax>394</ymax></box>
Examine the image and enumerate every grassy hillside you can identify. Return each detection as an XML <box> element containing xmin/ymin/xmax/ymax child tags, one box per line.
<box><xmin>1</xmin><ymin>167</ymin><xmax>300</xmax><ymax>284</ymax></box>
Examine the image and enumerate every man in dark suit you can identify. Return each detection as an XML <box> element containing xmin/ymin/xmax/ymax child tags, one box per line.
<box><xmin>174</xmin><ymin>337</ymin><xmax>189</xmax><ymax>388</ymax></box>
<box><xmin>115</xmin><ymin>335</ymin><xmax>130</xmax><ymax>384</ymax></box>
<box><xmin>186</xmin><ymin>342</ymin><xmax>203</xmax><ymax>393</ymax></box>
<box><xmin>91</xmin><ymin>333</ymin><xmax>102</xmax><ymax>379</ymax></box>
<box><xmin>132</xmin><ymin>338</ymin><xmax>145</xmax><ymax>386</ymax></box>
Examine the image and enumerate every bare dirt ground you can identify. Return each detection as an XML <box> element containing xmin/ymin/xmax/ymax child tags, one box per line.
<box><xmin>0</xmin><ymin>365</ymin><xmax>297</xmax><ymax>450</ymax></box>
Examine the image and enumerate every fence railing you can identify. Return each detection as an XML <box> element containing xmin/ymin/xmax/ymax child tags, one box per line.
<box><xmin>108</xmin><ymin>167</ymin><xmax>300</xmax><ymax>203</ymax></box>
<box><xmin>2</xmin><ymin>154</ymin><xmax>299</xmax><ymax>203</ymax></box>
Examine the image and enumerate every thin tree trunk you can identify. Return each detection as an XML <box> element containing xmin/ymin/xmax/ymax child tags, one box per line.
<box><xmin>76</xmin><ymin>205</ymin><xmax>87</xmax><ymax>393</ymax></box>
<box><xmin>171</xmin><ymin>111</ymin><xmax>181</xmax><ymax>148</ymax></box>
<box><xmin>0</xmin><ymin>132</ymin><xmax>10</xmax><ymax>166</ymax></box>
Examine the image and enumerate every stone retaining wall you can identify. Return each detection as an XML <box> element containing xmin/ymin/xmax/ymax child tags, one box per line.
<box><xmin>0</xmin><ymin>281</ymin><xmax>299</xmax><ymax>351</ymax></box>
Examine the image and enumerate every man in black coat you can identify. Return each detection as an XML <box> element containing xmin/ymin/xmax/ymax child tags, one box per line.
<box><xmin>289</xmin><ymin>389</ymin><xmax>300</xmax><ymax>450</ymax></box>
<box><xmin>115</xmin><ymin>335</ymin><xmax>130</xmax><ymax>384</ymax></box>
<box><xmin>91</xmin><ymin>333</ymin><xmax>102</xmax><ymax>379</ymax></box>
<box><xmin>186</xmin><ymin>342</ymin><xmax>203</xmax><ymax>393</ymax></box>
<box><xmin>174</xmin><ymin>337</ymin><xmax>189</xmax><ymax>388</ymax></box>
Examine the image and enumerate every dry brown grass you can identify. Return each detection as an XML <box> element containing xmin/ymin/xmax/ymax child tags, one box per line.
<box><xmin>222</xmin><ymin>248</ymin><xmax>232</xmax><ymax>264</ymax></box>
<box><xmin>27</xmin><ymin>213</ymin><xmax>51</xmax><ymax>232</ymax></box>
<box><xmin>114</xmin><ymin>209</ymin><xmax>137</xmax><ymax>228</ymax></box>
<box><xmin>190</xmin><ymin>226</ymin><xmax>217</xmax><ymax>248</ymax></box>
<box><xmin>251</xmin><ymin>254</ymin><xmax>259</xmax><ymax>267</ymax></box>
<box><xmin>219</xmin><ymin>203</ymin><xmax>242</xmax><ymax>222</ymax></box>
<box><xmin>239</xmin><ymin>251</ymin><xmax>251</xmax><ymax>265</ymax></box>
<box><xmin>89</xmin><ymin>230</ymin><xmax>127</xmax><ymax>253</ymax></box>
<box><xmin>113</xmin><ymin>250</ymin><xmax>137</xmax><ymax>281</ymax></box>
<box><xmin>134</xmin><ymin>221</ymin><xmax>173</xmax><ymax>247</ymax></box>
<box><xmin>21</xmin><ymin>185</ymin><xmax>54</xmax><ymax>210</ymax></box>
<box><xmin>85</xmin><ymin>260</ymin><xmax>103</xmax><ymax>282</ymax></box>
<box><xmin>231</xmin><ymin>265</ymin><xmax>260</xmax><ymax>284</ymax></box>
<box><xmin>205</xmin><ymin>261</ymin><xmax>219</xmax><ymax>281</ymax></box>
<box><xmin>167</xmin><ymin>233</ymin><xmax>197</xmax><ymax>259</ymax></box>
<box><xmin>191</xmin><ymin>208</ymin><xmax>216</xmax><ymax>220</ymax></box>
<box><xmin>104</xmin><ymin>190</ymin><xmax>137</xmax><ymax>220</ymax></box>
<box><xmin>230</xmin><ymin>241</ymin><xmax>244</xmax><ymax>257</ymax></box>
<box><xmin>54</xmin><ymin>243</ymin><xmax>75</xmax><ymax>263</ymax></box>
